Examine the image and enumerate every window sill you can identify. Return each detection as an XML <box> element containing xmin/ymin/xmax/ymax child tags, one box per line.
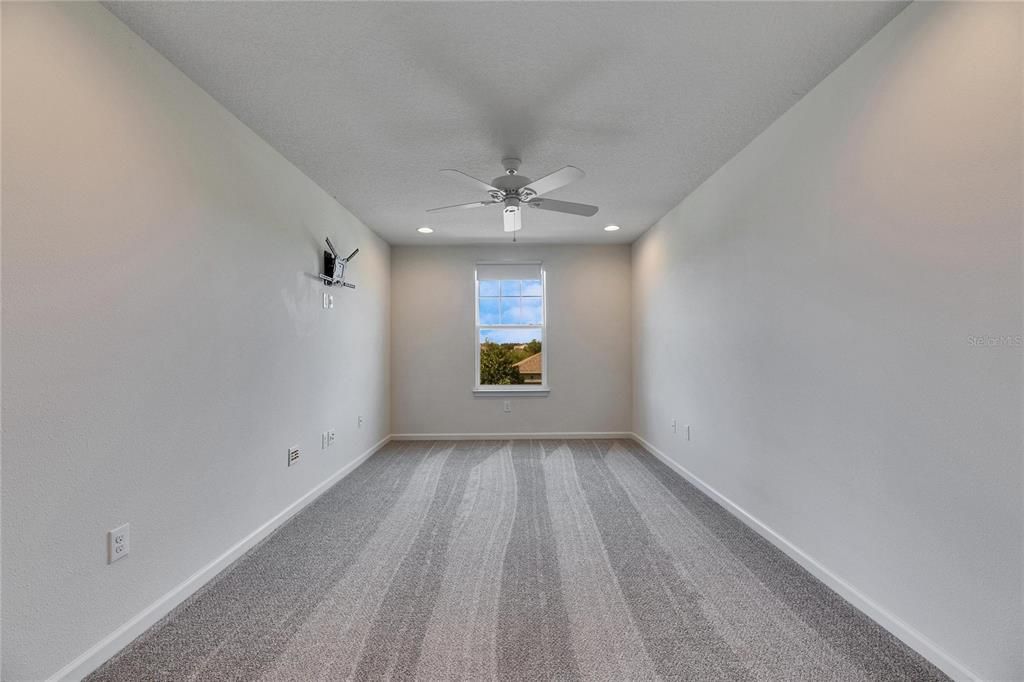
<box><xmin>473</xmin><ymin>387</ymin><xmax>550</xmax><ymax>397</ymax></box>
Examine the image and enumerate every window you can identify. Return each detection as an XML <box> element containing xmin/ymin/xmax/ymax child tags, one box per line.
<box><xmin>475</xmin><ymin>262</ymin><xmax>546</xmax><ymax>392</ymax></box>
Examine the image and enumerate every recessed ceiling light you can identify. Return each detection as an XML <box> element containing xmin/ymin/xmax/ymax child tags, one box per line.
<box><xmin>604</xmin><ymin>225</ymin><xmax>620</xmax><ymax>232</ymax></box>
<box><xmin>417</xmin><ymin>226</ymin><xmax>434</xmax><ymax>234</ymax></box>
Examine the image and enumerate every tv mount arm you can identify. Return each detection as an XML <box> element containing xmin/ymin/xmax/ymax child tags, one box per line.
<box><xmin>319</xmin><ymin>237</ymin><xmax>358</xmax><ymax>289</ymax></box>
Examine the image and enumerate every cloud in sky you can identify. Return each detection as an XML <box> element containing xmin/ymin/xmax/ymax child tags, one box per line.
<box><xmin>480</xmin><ymin>328</ymin><xmax>542</xmax><ymax>344</ymax></box>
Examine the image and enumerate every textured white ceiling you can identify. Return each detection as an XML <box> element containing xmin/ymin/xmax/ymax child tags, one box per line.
<box><xmin>105</xmin><ymin>1</ymin><xmax>907</xmax><ymax>245</ymax></box>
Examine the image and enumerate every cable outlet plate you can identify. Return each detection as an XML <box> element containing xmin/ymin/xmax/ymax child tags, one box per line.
<box><xmin>288</xmin><ymin>447</ymin><xmax>300</xmax><ymax>467</ymax></box>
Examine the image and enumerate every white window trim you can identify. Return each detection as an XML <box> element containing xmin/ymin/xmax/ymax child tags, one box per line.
<box><xmin>473</xmin><ymin>261</ymin><xmax>549</xmax><ymax>395</ymax></box>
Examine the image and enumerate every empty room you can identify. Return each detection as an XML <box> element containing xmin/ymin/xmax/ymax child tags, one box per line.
<box><xmin>2</xmin><ymin>1</ymin><xmax>1021</xmax><ymax>680</ymax></box>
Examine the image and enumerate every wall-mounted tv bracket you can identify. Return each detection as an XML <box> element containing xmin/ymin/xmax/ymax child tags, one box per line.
<box><xmin>319</xmin><ymin>237</ymin><xmax>358</xmax><ymax>289</ymax></box>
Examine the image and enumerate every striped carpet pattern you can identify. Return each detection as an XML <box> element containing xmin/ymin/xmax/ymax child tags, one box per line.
<box><xmin>89</xmin><ymin>439</ymin><xmax>946</xmax><ymax>681</ymax></box>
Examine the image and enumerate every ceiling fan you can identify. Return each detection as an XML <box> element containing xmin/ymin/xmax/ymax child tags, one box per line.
<box><xmin>427</xmin><ymin>158</ymin><xmax>598</xmax><ymax>233</ymax></box>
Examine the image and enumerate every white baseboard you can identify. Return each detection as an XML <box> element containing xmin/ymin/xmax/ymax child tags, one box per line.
<box><xmin>48</xmin><ymin>435</ymin><xmax>392</xmax><ymax>682</ymax></box>
<box><xmin>628</xmin><ymin>432</ymin><xmax>979</xmax><ymax>682</ymax></box>
<box><xmin>390</xmin><ymin>432</ymin><xmax>632</xmax><ymax>441</ymax></box>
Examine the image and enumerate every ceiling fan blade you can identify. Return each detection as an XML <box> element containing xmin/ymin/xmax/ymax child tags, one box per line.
<box><xmin>528</xmin><ymin>198</ymin><xmax>599</xmax><ymax>217</ymax></box>
<box><xmin>503</xmin><ymin>206</ymin><xmax>522</xmax><ymax>232</ymax></box>
<box><xmin>426</xmin><ymin>200</ymin><xmax>498</xmax><ymax>213</ymax></box>
<box><xmin>523</xmin><ymin>165</ymin><xmax>584</xmax><ymax>197</ymax></box>
<box><xmin>439</xmin><ymin>169</ymin><xmax>500</xmax><ymax>193</ymax></box>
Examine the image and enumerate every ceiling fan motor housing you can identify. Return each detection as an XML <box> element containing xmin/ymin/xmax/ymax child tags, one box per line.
<box><xmin>490</xmin><ymin>172</ymin><xmax>536</xmax><ymax>207</ymax></box>
<box><xmin>491</xmin><ymin>173</ymin><xmax>531</xmax><ymax>192</ymax></box>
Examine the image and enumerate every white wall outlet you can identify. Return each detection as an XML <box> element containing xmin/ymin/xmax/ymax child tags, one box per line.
<box><xmin>323</xmin><ymin>292</ymin><xmax>330</xmax><ymax>309</ymax></box>
<box><xmin>503</xmin><ymin>400</ymin><xmax>512</xmax><ymax>413</ymax></box>
<box><xmin>672</xmin><ymin>419</ymin><xmax>677</xmax><ymax>434</ymax></box>
<box><xmin>328</xmin><ymin>294</ymin><xmax>334</xmax><ymax>309</ymax></box>
<box><xmin>357</xmin><ymin>415</ymin><xmax>364</xmax><ymax>429</ymax></box>
<box><xmin>327</xmin><ymin>430</ymin><xmax>336</xmax><ymax>446</ymax></box>
<box><xmin>108</xmin><ymin>523</ymin><xmax>130</xmax><ymax>564</ymax></box>
<box><xmin>288</xmin><ymin>446</ymin><xmax>300</xmax><ymax>466</ymax></box>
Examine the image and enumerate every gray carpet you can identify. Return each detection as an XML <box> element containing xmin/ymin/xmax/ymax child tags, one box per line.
<box><xmin>88</xmin><ymin>439</ymin><xmax>947</xmax><ymax>681</ymax></box>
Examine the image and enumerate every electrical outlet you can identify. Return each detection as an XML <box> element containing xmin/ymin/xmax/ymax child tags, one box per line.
<box><xmin>323</xmin><ymin>292</ymin><xmax>330</xmax><ymax>309</ymax></box>
<box><xmin>503</xmin><ymin>400</ymin><xmax>512</xmax><ymax>413</ymax></box>
<box><xmin>288</xmin><ymin>446</ymin><xmax>300</xmax><ymax>467</ymax></box>
<box><xmin>108</xmin><ymin>523</ymin><xmax>130</xmax><ymax>564</ymax></box>
<box><xmin>357</xmin><ymin>416</ymin><xmax>364</xmax><ymax>429</ymax></box>
<box><xmin>328</xmin><ymin>430</ymin><xmax>336</xmax><ymax>446</ymax></box>
<box><xmin>328</xmin><ymin>294</ymin><xmax>335</xmax><ymax>309</ymax></box>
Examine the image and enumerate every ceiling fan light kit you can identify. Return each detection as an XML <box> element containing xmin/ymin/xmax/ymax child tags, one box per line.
<box><xmin>428</xmin><ymin>157</ymin><xmax>599</xmax><ymax>236</ymax></box>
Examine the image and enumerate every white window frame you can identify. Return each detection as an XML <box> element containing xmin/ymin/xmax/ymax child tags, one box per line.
<box><xmin>473</xmin><ymin>261</ymin><xmax>549</xmax><ymax>395</ymax></box>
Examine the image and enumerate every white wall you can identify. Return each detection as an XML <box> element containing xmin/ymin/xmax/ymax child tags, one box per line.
<box><xmin>632</xmin><ymin>3</ymin><xmax>1022</xmax><ymax>680</ymax></box>
<box><xmin>391</xmin><ymin>244</ymin><xmax>631</xmax><ymax>436</ymax></box>
<box><xmin>1</xmin><ymin>3</ymin><xmax>390</xmax><ymax>679</ymax></box>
